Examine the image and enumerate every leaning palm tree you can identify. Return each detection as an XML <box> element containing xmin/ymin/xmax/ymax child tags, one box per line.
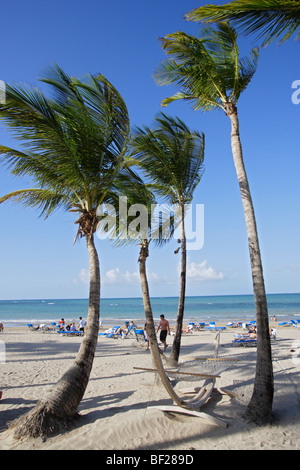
<box><xmin>0</xmin><ymin>65</ymin><xmax>133</xmax><ymax>438</ymax></box>
<box><xmin>154</xmin><ymin>23</ymin><xmax>273</xmax><ymax>425</ymax></box>
<box><xmin>185</xmin><ymin>0</ymin><xmax>300</xmax><ymax>46</ymax></box>
<box><xmin>114</xmin><ymin>183</ymin><xmax>185</xmax><ymax>401</ymax></box>
<box><xmin>112</xmin><ymin>180</ymin><xmax>190</xmax><ymax>405</ymax></box>
<box><xmin>130</xmin><ymin>113</ymin><xmax>205</xmax><ymax>362</ymax></box>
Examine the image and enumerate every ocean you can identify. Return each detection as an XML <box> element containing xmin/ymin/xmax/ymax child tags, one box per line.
<box><xmin>0</xmin><ymin>293</ymin><xmax>299</xmax><ymax>328</ymax></box>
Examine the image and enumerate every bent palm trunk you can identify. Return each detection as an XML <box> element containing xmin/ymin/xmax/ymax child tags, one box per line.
<box><xmin>11</xmin><ymin>233</ymin><xmax>100</xmax><ymax>438</ymax></box>
<box><xmin>170</xmin><ymin>205</ymin><xmax>187</xmax><ymax>362</ymax></box>
<box><xmin>138</xmin><ymin>240</ymin><xmax>184</xmax><ymax>407</ymax></box>
<box><xmin>226</xmin><ymin>103</ymin><xmax>274</xmax><ymax>425</ymax></box>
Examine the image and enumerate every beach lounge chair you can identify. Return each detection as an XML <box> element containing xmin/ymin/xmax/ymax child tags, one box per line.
<box><xmin>278</xmin><ymin>320</ymin><xmax>300</xmax><ymax>327</ymax></box>
<box><xmin>232</xmin><ymin>338</ymin><xmax>257</xmax><ymax>347</ymax></box>
<box><xmin>98</xmin><ymin>326</ymin><xmax>121</xmax><ymax>338</ymax></box>
<box><xmin>205</xmin><ymin>321</ymin><xmax>226</xmax><ymax>331</ymax></box>
<box><xmin>56</xmin><ymin>326</ymin><xmax>83</xmax><ymax>336</ymax></box>
<box><xmin>122</xmin><ymin>324</ymin><xmax>134</xmax><ymax>338</ymax></box>
<box><xmin>134</xmin><ymin>328</ymin><xmax>147</xmax><ymax>346</ymax></box>
<box><xmin>59</xmin><ymin>330</ymin><xmax>84</xmax><ymax>336</ymax></box>
<box><xmin>226</xmin><ymin>322</ymin><xmax>238</xmax><ymax>328</ymax></box>
<box><xmin>27</xmin><ymin>323</ymin><xmax>38</xmax><ymax>332</ymax></box>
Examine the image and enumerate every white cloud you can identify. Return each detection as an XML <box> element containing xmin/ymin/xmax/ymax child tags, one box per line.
<box><xmin>186</xmin><ymin>260</ymin><xmax>224</xmax><ymax>282</ymax></box>
<box><xmin>73</xmin><ymin>268</ymin><xmax>89</xmax><ymax>285</ymax></box>
<box><xmin>103</xmin><ymin>267</ymin><xmax>120</xmax><ymax>284</ymax></box>
<box><xmin>102</xmin><ymin>267</ymin><xmax>160</xmax><ymax>285</ymax></box>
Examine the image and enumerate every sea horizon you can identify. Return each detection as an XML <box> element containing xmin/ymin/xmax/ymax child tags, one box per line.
<box><xmin>0</xmin><ymin>292</ymin><xmax>299</xmax><ymax>328</ymax></box>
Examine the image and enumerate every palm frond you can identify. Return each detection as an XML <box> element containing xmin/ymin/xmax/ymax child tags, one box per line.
<box><xmin>186</xmin><ymin>0</ymin><xmax>300</xmax><ymax>45</ymax></box>
<box><xmin>130</xmin><ymin>113</ymin><xmax>205</xmax><ymax>206</ymax></box>
<box><xmin>0</xmin><ymin>65</ymin><xmax>131</xmax><ymax>232</ymax></box>
<box><xmin>0</xmin><ymin>188</ymin><xmax>75</xmax><ymax>218</ymax></box>
<box><xmin>155</xmin><ymin>23</ymin><xmax>259</xmax><ymax>111</ymax></box>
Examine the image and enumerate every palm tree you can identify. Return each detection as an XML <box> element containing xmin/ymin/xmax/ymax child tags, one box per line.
<box><xmin>185</xmin><ymin>0</ymin><xmax>300</xmax><ymax>46</ymax></box>
<box><xmin>0</xmin><ymin>65</ymin><xmax>133</xmax><ymax>438</ymax></box>
<box><xmin>130</xmin><ymin>113</ymin><xmax>205</xmax><ymax>362</ymax></box>
<box><xmin>154</xmin><ymin>23</ymin><xmax>273</xmax><ymax>425</ymax></box>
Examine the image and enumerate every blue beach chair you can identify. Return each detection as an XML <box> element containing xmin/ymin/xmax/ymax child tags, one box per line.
<box><xmin>99</xmin><ymin>325</ymin><xmax>121</xmax><ymax>338</ymax></box>
<box><xmin>134</xmin><ymin>328</ymin><xmax>148</xmax><ymax>346</ymax></box>
<box><xmin>205</xmin><ymin>321</ymin><xmax>226</xmax><ymax>331</ymax></box>
<box><xmin>232</xmin><ymin>338</ymin><xmax>257</xmax><ymax>347</ymax></box>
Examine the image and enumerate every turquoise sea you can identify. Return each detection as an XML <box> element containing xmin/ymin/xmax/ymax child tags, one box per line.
<box><xmin>0</xmin><ymin>293</ymin><xmax>299</xmax><ymax>328</ymax></box>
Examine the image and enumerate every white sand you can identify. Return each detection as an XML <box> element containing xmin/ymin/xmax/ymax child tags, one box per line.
<box><xmin>0</xmin><ymin>324</ymin><xmax>300</xmax><ymax>450</ymax></box>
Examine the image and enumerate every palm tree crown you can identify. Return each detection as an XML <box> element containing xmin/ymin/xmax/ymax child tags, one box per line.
<box><xmin>0</xmin><ymin>64</ymin><xmax>131</xmax><ymax>236</ymax></box>
<box><xmin>154</xmin><ymin>22</ymin><xmax>259</xmax><ymax>114</ymax></box>
<box><xmin>185</xmin><ymin>0</ymin><xmax>300</xmax><ymax>46</ymax></box>
<box><xmin>130</xmin><ymin>113</ymin><xmax>205</xmax><ymax>205</ymax></box>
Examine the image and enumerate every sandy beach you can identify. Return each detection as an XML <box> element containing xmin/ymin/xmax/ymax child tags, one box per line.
<box><xmin>0</xmin><ymin>323</ymin><xmax>299</xmax><ymax>451</ymax></box>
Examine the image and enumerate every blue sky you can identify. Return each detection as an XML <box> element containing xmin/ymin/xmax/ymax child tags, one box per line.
<box><xmin>0</xmin><ymin>0</ymin><xmax>299</xmax><ymax>300</ymax></box>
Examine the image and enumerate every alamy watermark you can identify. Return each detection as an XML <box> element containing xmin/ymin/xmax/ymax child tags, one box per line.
<box><xmin>0</xmin><ymin>341</ymin><xmax>6</xmax><ymax>364</ymax></box>
<box><xmin>291</xmin><ymin>340</ymin><xmax>300</xmax><ymax>365</ymax></box>
<box><xmin>96</xmin><ymin>197</ymin><xmax>204</xmax><ymax>251</ymax></box>
<box><xmin>0</xmin><ymin>80</ymin><xmax>5</xmax><ymax>104</ymax></box>
<box><xmin>291</xmin><ymin>80</ymin><xmax>300</xmax><ymax>104</ymax></box>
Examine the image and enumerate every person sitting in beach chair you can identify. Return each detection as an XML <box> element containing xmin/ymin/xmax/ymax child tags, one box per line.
<box><xmin>270</xmin><ymin>328</ymin><xmax>277</xmax><ymax>340</ymax></box>
<box><xmin>233</xmin><ymin>325</ymin><xmax>257</xmax><ymax>342</ymax></box>
<box><xmin>182</xmin><ymin>324</ymin><xmax>194</xmax><ymax>334</ymax></box>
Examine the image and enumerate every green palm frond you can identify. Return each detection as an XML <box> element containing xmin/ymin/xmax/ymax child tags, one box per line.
<box><xmin>0</xmin><ymin>65</ymin><xmax>131</xmax><ymax>226</ymax></box>
<box><xmin>0</xmin><ymin>188</ymin><xmax>74</xmax><ymax>218</ymax></box>
<box><xmin>186</xmin><ymin>0</ymin><xmax>300</xmax><ymax>45</ymax></box>
<box><xmin>154</xmin><ymin>23</ymin><xmax>259</xmax><ymax>112</ymax></box>
<box><xmin>130</xmin><ymin>113</ymin><xmax>205</xmax><ymax>205</ymax></box>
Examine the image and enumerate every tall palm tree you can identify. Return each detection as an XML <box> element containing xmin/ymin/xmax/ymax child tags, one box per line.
<box><xmin>112</xmin><ymin>179</ymin><xmax>190</xmax><ymax>405</ymax></box>
<box><xmin>185</xmin><ymin>0</ymin><xmax>300</xmax><ymax>46</ymax></box>
<box><xmin>154</xmin><ymin>23</ymin><xmax>273</xmax><ymax>425</ymax></box>
<box><xmin>115</xmin><ymin>184</ymin><xmax>186</xmax><ymax>404</ymax></box>
<box><xmin>130</xmin><ymin>113</ymin><xmax>205</xmax><ymax>362</ymax></box>
<box><xmin>0</xmin><ymin>65</ymin><xmax>133</xmax><ymax>438</ymax></box>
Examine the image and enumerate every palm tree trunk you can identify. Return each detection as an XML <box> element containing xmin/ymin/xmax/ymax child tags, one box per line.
<box><xmin>138</xmin><ymin>240</ymin><xmax>184</xmax><ymax>407</ymax></box>
<box><xmin>170</xmin><ymin>205</ymin><xmax>187</xmax><ymax>362</ymax></box>
<box><xmin>11</xmin><ymin>233</ymin><xmax>101</xmax><ymax>438</ymax></box>
<box><xmin>226</xmin><ymin>103</ymin><xmax>274</xmax><ymax>425</ymax></box>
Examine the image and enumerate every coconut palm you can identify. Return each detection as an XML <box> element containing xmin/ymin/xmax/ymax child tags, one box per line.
<box><xmin>185</xmin><ymin>0</ymin><xmax>300</xmax><ymax>46</ymax></box>
<box><xmin>112</xmin><ymin>179</ymin><xmax>191</xmax><ymax>405</ymax></box>
<box><xmin>130</xmin><ymin>113</ymin><xmax>205</xmax><ymax>362</ymax></box>
<box><xmin>154</xmin><ymin>23</ymin><xmax>273</xmax><ymax>425</ymax></box>
<box><xmin>0</xmin><ymin>64</ymin><xmax>134</xmax><ymax>438</ymax></box>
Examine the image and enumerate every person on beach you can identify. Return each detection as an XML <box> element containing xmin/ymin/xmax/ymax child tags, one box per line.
<box><xmin>144</xmin><ymin>322</ymin><xmax>149</xmax><ymax>350</ymax></box>
<box><xmin>234</xmin><ymin>325</ymin><xmax>257</xmax><ymax>341</ymax></box>
<box><xmin>157</xmin><ymin>314</ymin><xmax>170</xmax><ymax>351</ymax></box>
<box><xmin>78</xmin><ymin>317</ymin><xmax>86</xmax><ymax>333</ymax></box>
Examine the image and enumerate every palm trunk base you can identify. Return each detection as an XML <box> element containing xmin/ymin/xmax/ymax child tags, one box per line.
<box><xmin>9</xmin><ymin>362</ymin><xmax>90</xmax><ymax>439</ymax></box>
<box><xmin>243</xmin><ymin>391</ymin><xmax>273</xmax><ymax>426</ymax></box>
<box><xmin>10</xmin><ymin>400</ymin><xmax>79</xmax><ymax>439</ymax></box>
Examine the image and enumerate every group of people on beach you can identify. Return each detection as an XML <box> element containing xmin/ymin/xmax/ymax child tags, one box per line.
<box><xmin>58</xmin><ymin>316</ymin><xmax>86</xmax><ymax>333</ymax></box>
<box><xmin>105</xmin><ymin>315</ymin><xmax>170</xmax><ymax>351</ymax></box>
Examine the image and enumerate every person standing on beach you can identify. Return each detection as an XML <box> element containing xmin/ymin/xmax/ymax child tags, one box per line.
<box><xmin>78</xmin><ymin>317</ymin><xmax>86</xmax><ymax>333</ymax></box>
<box><xmin>157</xmin><ymin>314</ymin><xmax>170</xmax><ymax>351</ymax></box>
